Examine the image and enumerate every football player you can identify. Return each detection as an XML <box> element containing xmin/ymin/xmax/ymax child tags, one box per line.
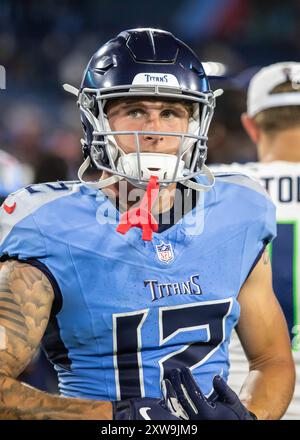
<box><xmin>0</xmin><ymin>30</ymin><xmax>294</xmax><ymax>420</ymax></box>
<box><xmin>212</xmin><ymin>62</ymin><xmax>300</xmax><ymax>419</ymax></box>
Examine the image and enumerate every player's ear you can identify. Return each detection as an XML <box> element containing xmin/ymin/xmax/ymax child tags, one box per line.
<box><xmin>241</xmin><ymin>113</ymin><xmax>260</xmax><ymax>144</ymax></box>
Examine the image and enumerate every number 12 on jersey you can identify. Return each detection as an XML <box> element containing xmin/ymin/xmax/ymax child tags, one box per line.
<box><xmin>113</xmin><ymin>299</ymin><xmax>233</xmax><ymax>400</ymax></box>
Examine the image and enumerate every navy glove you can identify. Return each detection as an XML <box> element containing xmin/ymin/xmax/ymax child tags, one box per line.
<box><xmin>162</xmin><ymin>367</ymin><xmax>257</xmax><ymax>420</ymax></box>
<box><xmin>113</xmin><ymin>397</ymin><xmax>180</xmax><ymax>420</ymax></box>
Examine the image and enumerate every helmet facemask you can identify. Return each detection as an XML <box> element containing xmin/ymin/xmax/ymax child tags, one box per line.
<box><xmin>76</xmin><ymin>83</ymin><xmax>218</xmax><ymax>191</ymax></box>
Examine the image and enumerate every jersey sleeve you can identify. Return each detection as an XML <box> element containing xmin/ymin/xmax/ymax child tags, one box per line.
<box><xmin>0</xmin><ymin>189</ymin><xmax>47</xmax><ymax>261</ymax></box>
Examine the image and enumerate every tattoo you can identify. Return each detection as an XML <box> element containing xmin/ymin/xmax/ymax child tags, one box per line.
<box><xmin>0</xmin><ymin>374</ymin><xmax>111</xmax><ymax>419</ymax></box>
<box><xmin>0</xmin><ymin>313</ymin><xmax>25</xmax><ymax>327</ymax></box>
<box><xmin>2</xmin><ymin>327</ymin><xmax>28</xmax><ymax>344</ymax></box>
<box><xmin>0</xmin><ymin>261</ymin><xmax>112</xmax><ymax>420</ymax></box>
<box><xmin>0</xmin><ymin>260</ymin><xmax>54</xmax><ymax>377</ymax></box>
<box><xmin>0</xmin><ymin>306</ymin><xmax>24</xmax><ymax>318</ymax></box>
<box><xmin>0</xmin><ymin>296</ymin><xmax>21</xmax><ymax>304</ymax></box>
<box><xmin>0</xmin><ymin>288</ymin><xmax>13</xmax><ymax>294</ymax></box>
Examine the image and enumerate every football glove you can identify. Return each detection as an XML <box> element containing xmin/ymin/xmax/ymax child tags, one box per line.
<box><xmin>113</xmin><ymin>397</ymin><xmax>180</xmax><ymax>420</ymax></box>
<box><xmin>162</xmin><ymin>367</ymin><xmax>257</xmax><ymax>420</ymax></box>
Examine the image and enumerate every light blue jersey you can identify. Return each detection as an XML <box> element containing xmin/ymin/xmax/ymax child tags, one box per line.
<box><xmin>0</xmin><ymin>174</ymin><xmax>276</xmax><ymax>401</ymax></box>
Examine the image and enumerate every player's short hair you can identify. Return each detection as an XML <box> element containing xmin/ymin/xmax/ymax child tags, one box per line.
<box><xmin>254</xmin><ymin>81</ymin><xmax>300</xmax><ymax>133</ymax></box>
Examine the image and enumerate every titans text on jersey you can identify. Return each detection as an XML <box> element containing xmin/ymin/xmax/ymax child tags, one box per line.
<box><xmin>0</xmin><ymin>174</ymin><xmax>275</xmax><ymax>401</ymax></box>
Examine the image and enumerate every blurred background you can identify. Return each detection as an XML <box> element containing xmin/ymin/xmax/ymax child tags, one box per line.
<box><xmin>0</xmin><ymin>0</ymin><xmax>299</xmax><ymax>393</ymax></box>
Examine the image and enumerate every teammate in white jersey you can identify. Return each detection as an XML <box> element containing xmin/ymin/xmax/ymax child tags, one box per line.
<box><xmin>213</xmin><ymin>62</ymin><xmax>300</xmax><ymax>419</ymax></box>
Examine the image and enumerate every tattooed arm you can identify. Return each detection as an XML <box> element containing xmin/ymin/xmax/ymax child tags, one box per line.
<box><xmin>0</xmin><ymin>260</ymin><xmax>112</xmax><ymax>420</ymax></box>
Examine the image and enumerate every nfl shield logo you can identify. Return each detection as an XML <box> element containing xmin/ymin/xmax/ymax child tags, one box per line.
<box><xmin>156</xmin><ymin>241</ymin><xmax>174</xmax><ymax>264</ymax></box>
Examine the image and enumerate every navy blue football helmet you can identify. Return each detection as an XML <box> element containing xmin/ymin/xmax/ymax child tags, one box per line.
<box><xmin>64</xmin><ymin>28</ymin><xmax>222</xmax><ymax>190</ymax></box>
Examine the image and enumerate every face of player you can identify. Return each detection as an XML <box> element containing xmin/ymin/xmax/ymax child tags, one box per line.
<box><xmin>106</xmin><ymin>99</ymin><xmax>190</xmax><ymax>155</ymax></box>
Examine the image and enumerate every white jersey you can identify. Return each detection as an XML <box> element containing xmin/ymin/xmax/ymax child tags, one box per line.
<box><xmin>211</xmin><ymin>161</ymin><xmax>300</xmax><ymax>419</ymax></box>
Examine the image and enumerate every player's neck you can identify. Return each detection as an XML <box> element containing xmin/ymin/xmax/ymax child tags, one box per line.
<box><xmin>258</xmin><ymin>128</ymin><xmax>300</xmax><ymax>162</ymax></box>
<box><xmin>100</xmin><ymin>172</ymin><xmax>176</xmax><ymax>214</ymax></box>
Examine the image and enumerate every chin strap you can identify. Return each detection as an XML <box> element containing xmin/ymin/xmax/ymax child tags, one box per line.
<box><xmin>79</xmin><ymin>155</ymin><xmax>215</xmax><ymax>194</ymax></box>
<box><xmin>182</xmin><ymin>164</ymin><xmax>215</xmax><ymax>191</ymax></box>
<box><xmin>78</xmin><ymin>156</ymin><xmax>215</xmax><ymax>193</ymax></box>
<box><xmin>78</xmin><ymin>156</ymin><xmax>123</xmax><ymax>189</ymax></box>
<box><xmin>116</xmin><ymin>175</ymin><xmax>159</xmax><ymax>241</ymax></box>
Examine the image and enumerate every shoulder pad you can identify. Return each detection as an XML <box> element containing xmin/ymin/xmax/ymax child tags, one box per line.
<box><xmin>0</xmin><ymin>181</ymin><xmax>81</xmax><ymax>245</ymax></box>
<box><xmin>215</xmin><ymin>172</ymin><xmax>271</xmax><ymax>199</ymax></box>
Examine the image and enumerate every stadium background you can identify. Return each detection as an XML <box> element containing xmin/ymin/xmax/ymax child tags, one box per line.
<box><xmin>0</xmin><ymin>0</ymin><xmax>298</xmax><ymax>393</ymax></box>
